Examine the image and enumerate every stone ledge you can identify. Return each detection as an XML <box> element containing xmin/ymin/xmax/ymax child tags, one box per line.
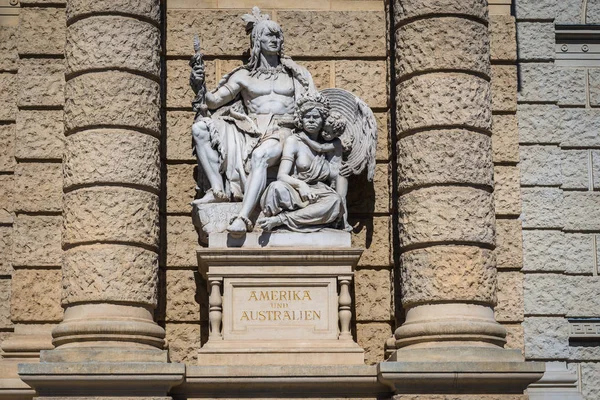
<box><xmin>18</xmin><ymin>362</ymin><xmax>185</xmax><ymax>398</ymax></box>
<box><xmin>178</xmin><ymin>364</ymin><xmax>389</xmax><ymax>398</ymax></box>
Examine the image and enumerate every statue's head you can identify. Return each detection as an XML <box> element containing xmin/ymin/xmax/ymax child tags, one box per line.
<box><xmin>243</xmin><ymin>7</ymin><xmax>284</xmax><ymax>70</ymax></box>
<box><xmin>295</xmin><ymin>94</ymin><xmax>346</xmax><ymax>140</ymax></box>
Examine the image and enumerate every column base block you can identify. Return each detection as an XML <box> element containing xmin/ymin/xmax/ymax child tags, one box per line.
<box><xmin>379</xmin><ymin>347</ymin><xmax>545</xmax><ymax>395</ymax></box>
<box><xmin>39</xmin><ymin>347</ymin><xmax>168</xmax><ymax>363</ymax></box>
<box><xmin>17</xmin><ymin>362</ymin><xmax>185</xmax><ymax>398</ymax></box>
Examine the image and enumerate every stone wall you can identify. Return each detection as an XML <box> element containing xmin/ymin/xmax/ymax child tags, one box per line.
<box><xmin>0</xmin><ymin>0</ymin><xmax>65</xmax><ymax>359</ymax></box>
<box><xmin>516</xmin><ymin>0</ymin><xmax>600</xmax><ymax>398</ymax></box>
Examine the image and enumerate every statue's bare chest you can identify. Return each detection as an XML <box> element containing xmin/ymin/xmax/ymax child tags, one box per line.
<box><xmin>242</xmin><ymin>71</ymin><xmax>295</xmax><ymax>98</ymax></box>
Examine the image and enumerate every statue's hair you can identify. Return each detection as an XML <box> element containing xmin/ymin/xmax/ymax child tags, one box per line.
<box><xmin>295</xmin><ymin>94</ymin><xmax>346</xmax><ymax>140</ymax></box>
<box><xmin>247</xmin><ymin>19</ymin><xmax>285</xmax><ymax>71</ymax></box>
<box><xmin>294</xmin><ymin>94</ymin><xmax>331</xmax><ymax>131</ymax></box>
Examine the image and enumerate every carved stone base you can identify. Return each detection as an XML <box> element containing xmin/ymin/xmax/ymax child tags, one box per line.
<box><xmin>197</xmin><ymin>234</ymin><xmax>365</xmax><ymax>366</ymax></box>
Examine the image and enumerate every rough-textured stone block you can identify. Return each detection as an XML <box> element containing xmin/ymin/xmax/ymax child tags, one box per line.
<box><xmin>350</xmin><ymin>216</ymin><xmax>391</xmax><ymax>267</ymax></box>
<box><xmin>335</xmin><ymin>60</ymin><xmax>387</xmax><ymax>109</ymax></box>
<box><xmin>580</xmin><ymin>362</ymin><xmax>600</xmax><ymax>400</ymax></box>
<box><xmin>563</xmin><ymin>192</ymin><xmax>600</xmax><ymax>231</ymax></box>
<box><xmin>66</xmin><ymin>0</ymin><xmax>160</xmax><ymax>23</ymax></box>
<box><xmin>396</xmin><ymin>17</ymin><xmax>489</xmax><ymax>78</ymax></box>
<box><xmin>0</xmin><ymin>73</ymin><xmax>17</xmax><ymax>121</ymax></box>
<box><xmin>593</xmin><ymin>151</ymin><xmax>600</xmax><ymax>190</ymax></box>
<box><xmin>521</xmin><ymin>188</ymin><xmax>563</xmax><ymax>229</ymax></box>
<box><xmin>167</xmin><ymin>59</ymin><xmax>215</xmax><ymax>109</ymax></box>
<box><xmin>397</xmin><ymin>73</ymin><xmax>491</xmax><ymax>133</ymax></box>
<box><xmin>13</xmin><ymin>215</ymin><xmax>62</xmax><ymax>267</ymax></box>
<box><xmin>166</xmin><ymin>111</ymin><xmax>195</xmax><ymax>161</ymax></box>
<box><xmin>165</xmin><ymin>323</ymin><xmax>201</xmax><ymax>364</ymax></box>
<box><xmin>517</xmin><ymin>63</ymin><xmax>557</xmax><ymax>103</ymax></box>
<box><xmin>516</xmin><ymin>0</ymin><xmax>581</xmax><ymax>23</ymax></box>
<box><xmin>14</xmin><ymin>162</ymin><xmax>62</xmax><ymax>213</ymax></box>
<box><xmin>166</xmin><ymin>215</ymin><xmax>198</xmax><ymax>267</ymax></box>
<box><xmin>64</xmin><ymin>130</ymin><xmax>160</xmax><ymax>190</ymax></box>
<box><xmin>524</xmin><ymin>273</ymin><xmax>566</xmax><ymax>316</ymax></box>
<box><xmin>375</xmin><ymin>112</ymin><xmax>389</xmax><ymax>161</ymax></box>
<box><xmin>560</xmin><ymin>109</ymin><xmax>600</xmax><ymax>147</ymax></box>
<box><xmin>346</xmin><ymin>164</ymin><xmax>389</xmax><ymax>214</ymax></box>
<box><xmin>588</xmin><ymin>0</ymin><xmax>600</xmax><ymax>23</ymax></box>
<box><xmin>15</xmin><ymin>110</ymin><xmax>64</xmax><ymax>161</ymax></box>
<box><xmin>516</xmin><ymin>22</ymin><xmax>554</xmax><ymax>61</ymax></box>
<box><xmin>518</xmin><ymin>105</ymin><xmax>561</xmax><ymax>144</ymax></box>
<box><xmin>589</xmin><ymin>69</ymin><xmax>600</xmax><ymax>107</ymax></box>
<box><xmin>0</xmin><ymin>279</ymin><xmax>11</xmax><ymax>328</ymax></box>
<box><xmin>62</xmin><ymin>244</ymin><xmax>159</xmax><ymax>307</ymax></box>
<box><xmin>504</xmin><ymin>324</ymin><xmax>524</xmax><ymax>354</ymax></box>
<box><xmin>11</xmin><ymin>269</ymin><xmax>63</xmax><ymax>322</ymax></box>
<box><xmin>355</xmin><ymin>269</ymin><xmax>391</xmax><ymax>322</ymax></box>
<box><xmin>394</xmin><ymin>0</ymin><xmax>488</xmax><ymax>21</ymax></box>
<box><xmin>166</xmin><ymin>163</ymin><xmax>196</xmax><ymax>214</ymax></box>
<box><xmin>401</xmin><ymin>246</ymin><xmax>497</xmax><ymax>307</ymax></box>
<box><xmin>490</xmin><ymin>15</ymin><xmax>516</xmax><ymax>61</ymax></box>
<box><xmin>18</xmin><ymin>7</ymin><xmax>65</xmax><ymax>56</ymax></box>
<box><xmin>564</xmin><ymin>233</ymin><xmax>595</xmax><ymax>275</ymax></box>
<box><xmin>297</xmin><ymin>61</ymin><xmax>331</xmax><ymax>91</ymax></box>
<box><xmin>66</xmin><ymin>16</ymin><xmax>160</xmax><ymax>76</ymax></box>
<box><xmin>0</xmin><ymin>124</ymin><xmax>15</xmax><ymax>171</ymax></box>
<box><xmin>0</xmin><ymin>175</ymin><xmax>13</xmax><ymax>224</ymax></box>
<box><xmin>491</xmin><ymin>65</ymin><xmax>517</xmax><ymax>112</ymax></box>
<box><xmin>523</xmin><ymin>317</ymin><xmax>569</xmax><ymax>360</ymax></box>
<box><xmin>17</xmin><ymin>59</ymin><xmax>65</xmax><ymax>108</ymax></box>
<box><xmin>167</xmin><ymin>9</ymin><xmax>248</xmax><ymax>56</ymax></box>
<box><xmin>356</xmin><ymin>322</ymin><xmax>391</xmax><ymax>366</ymax></box>
<box><xmin>398</xmin><ymin>130</ymin><xmax>493</xmax><ymax>190</ymax></box>
<box><xmin>562</xmin><ymin>150</ymin><xmax>589</xmax><ymax>190</ymax></box>
<box><xmin>492</xmin><ymin>114</ymin><xmax>519</xmax><ymax>163</ymax></box>
<box><xmin>399</xmin><ymin>187</ymin><xmax>495</xmax><ymax>247</ymax></box>
<box><xmin>495</xmin><ymin>271</ymin><xmax>524</xmax><ymax>322</ymax></box>
<box><xmin>166</xmin><ymin>269</ymin><xmax>201</xmax><ymax>322</ymax></box>
<box><xmin>495</xmin><ymin>218</ymin><xmax>523</xmax><ymax>270</ymax></box>
<box><xmin>519</xmin><ymin>145</ymin><xmax>561</xmax><ymax>186</ymax></box>
<box><xmin>63</xmin><ymin>187</ymin><xmax>159</xmax><ymax>248</ymax></box>
<box><xmin>0</xmin><ymin>27</ymin><xmax>18</xmax><ymax>72</ymax></box>
<box><xmin>565</xmin><ymin>276</ymin><xmax>600</xmax><ymax>317</ymax></box>
<box><xmin>570</xmin><ymin>346</ymin><xmax>600</xmax><ymax>361</ymax></box>
<box><xmin>0</xmin><ymin>227</ymin><xmax>12</xmax><ymax>275</ymax></box>
<box><xmin>522</xmin><ymin>230</ymin><xmax>564</xmax><ymax>272</ymax></box>
<box><xmin>279</xmin><ymin>11</ymin><xmax>386</xmax><ymax>58</ymax></box>
<box><xmin>65</xmin><ymin>71</ymin><xmax>160</xmax><ymax>135</ymax></box>
<box><xmin>494</xmin><ymin>166</ymin><xmax>521</xmax><ymax>216</ymax></box>
<box><xmin>558</xmin><ymin>68</ymin><xmax>587</xmax><ymax>106</ymax></box>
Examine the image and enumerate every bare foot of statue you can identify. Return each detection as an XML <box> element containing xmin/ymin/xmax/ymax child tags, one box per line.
<box><xmin>227</xmin><ymin>215</ymin><xmax>253</xmax><ymax>236</ymax></box>
<box><xmin>191</xmin><ymin>189</ymin><xmax>228</xmax><ymax>206</ymax></box>
<box><xmin>257</xmin><ymin>216</ymin><xmax>283</xmax><ymax>231</ymax></box>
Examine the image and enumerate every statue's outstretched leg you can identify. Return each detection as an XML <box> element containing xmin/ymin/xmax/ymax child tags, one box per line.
<box><xmin>227</xmin><ymin>139</ymin><xmax>282</xmax><ymax>235</ymax></box>
<box><xmin>191</xmin><ymin>119</ymin><xmax>228</xmax><ymax>204</ymax></box>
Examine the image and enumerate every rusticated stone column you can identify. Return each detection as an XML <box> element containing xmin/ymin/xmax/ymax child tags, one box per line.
<box><xmin>47</xmin><ymin>0</ymin><xmax>165</xmax><ymax>359</ymax></box>
<box><xmin>392</xmin><ymin>0</ymin><xmax>505</xmax><ymax>354</ymax></box>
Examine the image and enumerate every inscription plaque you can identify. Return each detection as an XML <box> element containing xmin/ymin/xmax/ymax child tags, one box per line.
<box><xmin>224</xmin><ymin>278</ymin><xmax>338</xmax><ymax>341</ymax></box>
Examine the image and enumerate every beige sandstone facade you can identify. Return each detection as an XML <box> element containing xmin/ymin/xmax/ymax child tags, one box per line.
<box><xmin>0</xmin><ymin>0</ymin><xmax>596</xmax><ymax>399</ymax></box>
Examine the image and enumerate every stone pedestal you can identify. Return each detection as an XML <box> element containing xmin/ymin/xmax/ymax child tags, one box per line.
<box><xmin>197</xmin><ymin>231</ymin><xmax>365</xmax><ymax>365</ymax></box>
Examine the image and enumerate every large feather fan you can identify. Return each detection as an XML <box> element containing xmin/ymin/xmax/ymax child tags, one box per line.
<box><xmin>320</xmin><ymin>88</ymin><xmax>378</xmax><ymax>181</ymax></box>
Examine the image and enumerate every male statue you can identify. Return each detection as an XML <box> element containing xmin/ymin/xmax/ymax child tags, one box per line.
<box><xmin>190</xmin><ymin>7</ymin><xmax>316</xmax><ymax>235</ymax></box>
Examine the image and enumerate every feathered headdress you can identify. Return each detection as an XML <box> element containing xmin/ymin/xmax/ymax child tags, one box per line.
<box><xmin>242</xmin><ymin>6</ymin><xmax>271</xmax><ymax>35</ymax></box>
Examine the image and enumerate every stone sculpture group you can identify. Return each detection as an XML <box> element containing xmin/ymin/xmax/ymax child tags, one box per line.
<box><xmin>190</xmin><ymin>7</ymin><xmax>377</xmax><ymax>237</ymax></box>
